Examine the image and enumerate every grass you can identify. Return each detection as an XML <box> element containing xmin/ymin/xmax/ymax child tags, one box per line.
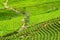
<box><xmin>25</xmin><ymin>1</ymin><xmax>60</xmax><ymax>26</ymax></box>
<box><xmin>26</xmin><ymin>1</ymin><xmax>60</xmax><ymax>16</ymax></box>
<box><xmin>0</xmin><ymin>17</ymin><xmax>60</xmax><ymax>40</ymax></box>
<box><xmin>28</xmin><ymin>9</ymin><xmax>60</xmax><ymax>26</ymax></box>
<box><xmin>0</xmin><ymin>0</ymin><xmax>60</xmax><ymax>40</ymax></box>
<box><xmin>0</xmin><ymin>9</ymin><xmax>23</xmax><ymax>36</ymax></box>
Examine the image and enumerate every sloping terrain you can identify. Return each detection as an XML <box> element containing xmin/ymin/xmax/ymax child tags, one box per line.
<box><xmin>27</xmin><ymin>1</ymin><xmax>60</xmax><ymax>26</ymax></box>
<box><xmin>0</xmin><ymin>9</ymin><xmax>23</xmax><ymax>36</ymax></box>
<box><xmin>0</xmin><ymin>17</ymin><xmax>60</xmax><ymax>40</ymax></box>
<box><xmin>0</xmin><ymin>0</ymin><xmax>60</xmax><ymax>40</ymax></box>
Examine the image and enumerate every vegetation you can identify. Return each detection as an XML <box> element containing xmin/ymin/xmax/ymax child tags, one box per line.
<box><xmin>0</xmin><ymin>0</ymin><xmax>60</xmax><ymax>40</ymax></box>
<box><xmin>0</xmin><ymin>17</ymin><xmax>60</xmax><ymax>40</ymax></box>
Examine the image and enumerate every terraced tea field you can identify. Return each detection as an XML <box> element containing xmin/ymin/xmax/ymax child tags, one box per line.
<box><xmin>0</xmin><ymin>0</ymin><xmax>60</xmax><ymax>40</ymax></box>
<box><xmin>0</xmin><ymin>17</ymin><xmax>60</xmax><ymax>40</ymax></box>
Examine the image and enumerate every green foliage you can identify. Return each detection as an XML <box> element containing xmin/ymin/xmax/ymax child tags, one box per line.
<box><xmin>0</xmin><ymin>9</ymin><xmax>23</xmax><ymax>36</ymax></box>
<box><xmin>26</xmin><ymin>1</ymin><xmax>60</xmax><ymax>26</ymax></box>
<box><xmin>1</xmin><ymin>17</ymin><xmax>60</xmax><ymax>40</ymax></box>
<box><xmin>28</xmin><ymin>9</ymin><xmax>60</xmax><ymax>26</ymax></box>
<box><xmin>0</xmin><ymin>0</ymin><xmax>60</xmax><ymax>40</ymax></box>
